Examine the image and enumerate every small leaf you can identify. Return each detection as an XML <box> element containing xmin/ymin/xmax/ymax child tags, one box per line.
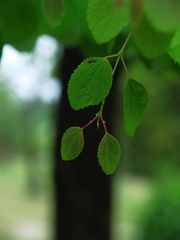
<box><xmin>42</xmin><ymin>0</ymin><xmax>64</xmax><ymax>27</ymax></box>
<box><xmin>61</xmin><ymin>127</ymin><xmax>84</xmax><ymax>160</ymax></box>
<box><xmin>167</xmin><ymin>45</ymin><xmax>180</xmax><ymax>65</ymax></box>
<box><xmin>68</xmin><ymin>57</ymin><xmax>113</xmax><ymax>110</ymax></box>
<box><xmin>124</xmin><ymin>78</ymin><xmax>148</xmax><ymax>136</ymax></box>
<box><xmin>167</xmin><ymin>29</ymin><xmax>180</xmax><ymax>64</ymax></box>
<box><xmin>87</xmin><ymin>0</ymin><xmax>130</xmax><ymax>44</ymax></box>
<box><xmin>132</xmin><ymin>15</ymin><xmax>173</xmax><ymax>59</ymax></box>
<box><xmin>168</xmin><ymin>28</ymin><xmax>180</xmax><ymax>49</ymax></box>
<box><xmin>98</xmin><ymin>133</ymin><xmax>121</xmax><ymax>175</ymax></box>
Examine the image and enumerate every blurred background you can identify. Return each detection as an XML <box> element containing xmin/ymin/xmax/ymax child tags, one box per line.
<box><xmin>1</xmin><ymin>34</ymin><xmax>180</xmax><ymax>240</ymax></box>
<box><xmin>0</xmin><ymin>1</ymin><xmax>180</xmax><ymax>240</ymax></box>
<box><xmin>0</xmin><ymin>35</ymin><xmax>61</xmax><ymax>240</ymax></box>
<box><xmin>111</xmin><ymin>55</ymin><xmax>180</xmax><ymax>240</ymax></box>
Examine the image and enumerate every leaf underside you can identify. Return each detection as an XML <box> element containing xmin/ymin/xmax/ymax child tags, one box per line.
<box><xmin>42</xmin><ymin>0</ymin><xmax>64</xmax><ymax>27</ymax></box>
<box><xmin>87</xmin><ymin>0</ymin><xmax>130</xmax><ymax>44</ymax></box>
<box><xmin>144</xmin><ymin>0</ymin><xmax>180</xmax><ymax>33</ymax></box>
<box><xmin>132</xmin><ymin>15</ymin><xmax>173</xmax><ymax>59</ymax></box>
<box><xmin>61</xmin><ymin>127</ymin><xmax>84</xmax><ymax>160</ymax></box>
<box><xmin>124</xmin><ymin>78</ymin><xmax>148</xmax><ymax>137</ymax></box>
<box><xmin>98</xmin><ymin>133</ymin><xmax>121</xmax><ymax>175</ymax></box>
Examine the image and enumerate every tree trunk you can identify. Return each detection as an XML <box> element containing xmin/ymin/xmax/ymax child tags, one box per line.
<box><xmin>54</xmin><ymin>48</ymin><xmax>118</xmax><ymax>240</ymax></box>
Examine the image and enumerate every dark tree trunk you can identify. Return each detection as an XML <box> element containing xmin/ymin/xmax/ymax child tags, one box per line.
<box><xmin>54</xmin><ymin>48</ymin><xmax>119</xmax><ymax>240</ymax></box>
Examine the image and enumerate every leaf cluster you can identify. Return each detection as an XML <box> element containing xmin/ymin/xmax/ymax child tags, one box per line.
<box><xmin>1</xmin><ymin>0</ymin><xmax>180</xmax><ymax>174</ymax></box>
<box><xmin>59</xmin><ymin>0</ymin><xmax>180</xmax><ymax>174</ymax></box>
<box><xmin>60</xmin><ymin>50</ymin><xmax>148</xmax><ymax>174</ymax></box>
<box><xmin>61</xmin><ymin>121</ymin><xmax>121</xmax><ymax>175</ymax></box>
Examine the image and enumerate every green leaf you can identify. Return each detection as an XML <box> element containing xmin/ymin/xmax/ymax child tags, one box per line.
<box><xmin>167</xmin><ymin>45</ymin><xmax>180</xmax><ymax>65</ymax></box>
<box><xmin>130</xmin><ymin>0</ymin><xmax>144</xmax><ymax>24</ymax></box>
<box><xmin>168</xmin><ymin>28</ymin><xmax>180</xmax><ymax>49</ymax></box>
<box><xmin>42</xmin><ymin>0</ymin><xmax>64</xmax><ymax>27</ymax></box>
<box><xmin>0</xmin><ymin>0</ymin><xmax>40</xmax><ymax>45</ymax></box>
<box><xmin>61</xmin><ymin>127</ymin><xmax>84</xmax><ymax>160</ymax></box>
<box><xmin>144</xmin><ymin>0</ymin><xmax>180</xmax><ymax>33</ymax></box>
<box><xmin>68</xmin><ymin>57</ymin><xmax>113</xmax><ymax>110</ymax></box>
<box><xmin>124</xmin><ymin>78</ymin><xmax>148</xmax><ymax>137</ymax></box>
<box><xmin>98</xmin><ymin>133</ymin><xmax>121</xmax><ymax>175</ymax></box>
<box><xmin>87</xmin><ymin>0</ymin><xmax>130</xmax><ymax>44</ymax></box>
<box><xmin>132</xmin><ymin>15</ymin><xmax>173</xmax><ymax>59</ymax></box>
<box><xmin>167</xmin><ymin>29</ymin><xmax>180</xmax><ymax>64</ymax></box>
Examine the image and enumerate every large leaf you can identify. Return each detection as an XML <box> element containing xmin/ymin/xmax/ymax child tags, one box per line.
<box><xmin>87</xmin><ymin>0</ymin><xmax>130</xmax><ymax>44</ymax></box>
<box><xmin>68</xmin><ymin>57</ymin><xmax>113</xmax><ymax>110</ymax></box>
<box><xmin>98</xmin><ymin>133</ymin><xmax>121</xmax><ymax>175</ymax></box>
<box><xmin>124</xmin><ymin>78</ymin><xmax>148</xmax><ymax>137</ymax></box>
<box><xmin>132</xmin><ymin>15</ymin><xmax>173</xmax><ymax>59</ymax></box>
<box><xmin>144</xmin><ymin>0</ymin><xmax>180</xmax><ymax>33</ymax></box>
<box><xmin>42</xmin><ymin>0</ymin><xmax>64</xmax><ymax>27</ymax></box>
<box><xmin>61</xmin><ymin>127</ymin><xmax>84</xmax><ymax>160</ymax></box>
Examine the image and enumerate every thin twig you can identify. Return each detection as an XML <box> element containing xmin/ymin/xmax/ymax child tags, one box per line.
<box><xmin>82</xmin><ymin>116</ymin><xmax>98</xmax><ymax>130</ymax></box>
<box><xmin>105</xmin><ymin>32</ymin><xmax>132</xmax><ymax>59</ymax></box>
<box><xmin>101</xmin><ymin>116</ymin><xmax>107</xmax><ymax>133</ymax></box>
<box><xmin>105</xmin><ymin>53</ymin><xmax>119</xmax><ymax>59</ymax></box>
<box><xmin>118</xmin><ymin>31</ymin><xmax>132</xmax><ymax>55</ymax></box>
<box><xmin>121</xmin><ymin>56</ymin><xmax>129</xmax><ymax>77</ymax></box>
<box><xmin>112</xmin><ymin>55</ymin><xmax>121</xmax><ymax>76</ymax></box>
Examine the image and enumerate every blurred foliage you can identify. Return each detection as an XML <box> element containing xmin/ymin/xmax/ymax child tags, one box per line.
<box><xmin>113</xmin><ymin>53</ymin><xmax>180</xmax><ymax>239</ymax></box>
<box><xmin>0</xmin><ymin>84</ymin><xmax>22</xmax><ymax>154</ymax></box>
<box><xmin>140</xmin><ymin>163</ymin><xmax>180</xmax><ymax>240</ymax></box>
<box><xmin>117</xmin><ymin>53</ymin><xmax>180</xmax><ymax>176</ymax></box>
<box><xmin>0</xmin><ymin>83</ymin><xmax>56</xmax><ymax>159</ymax></box>
<box><xmin>0</xmin><ymin>0</ymin><xmax>104</xmax><ymax>55</ymax></box>
<box><xmin>0</xmin><ymin>154</ymin><xmax>53</xmax><ymax>240</ymax></box>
